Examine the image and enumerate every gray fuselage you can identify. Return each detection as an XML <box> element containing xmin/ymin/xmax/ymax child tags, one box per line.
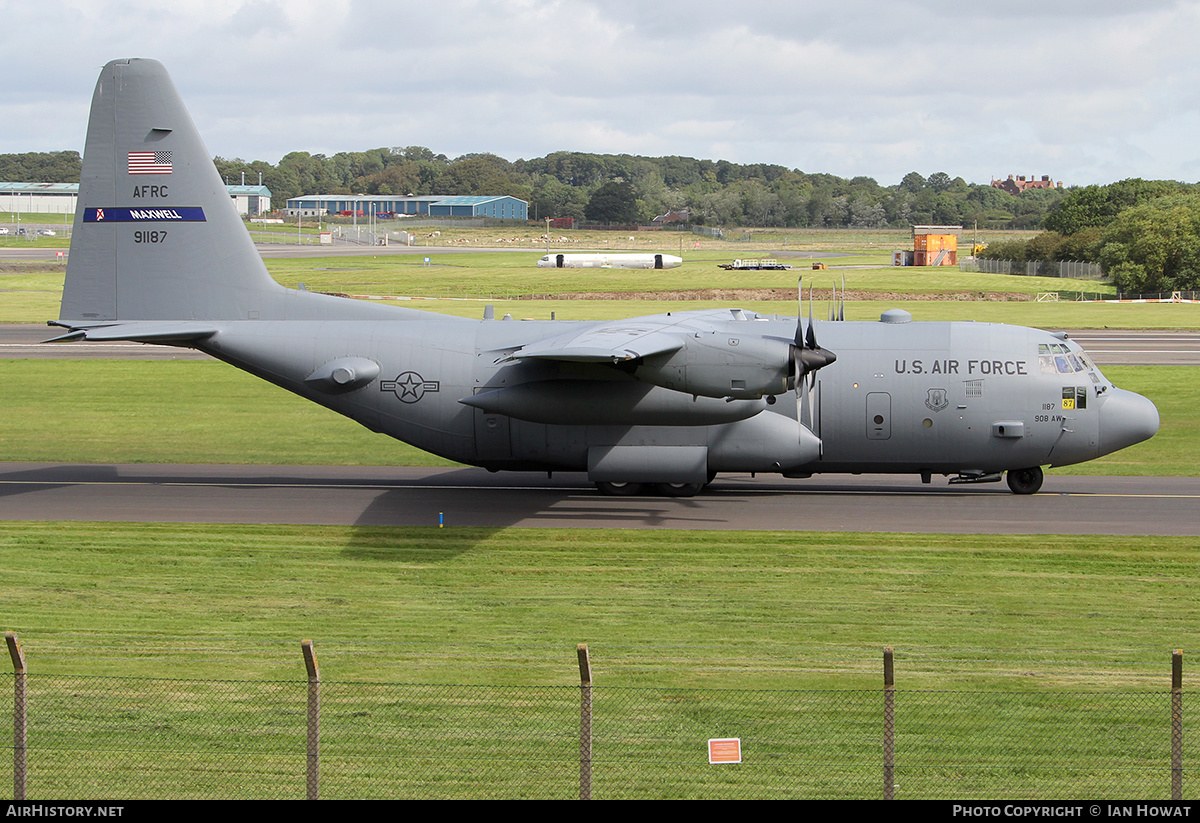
<box><xmin>198</xmin><ymin>308</ymin><xmax>1156</xmax><ymax>482</ymax></box>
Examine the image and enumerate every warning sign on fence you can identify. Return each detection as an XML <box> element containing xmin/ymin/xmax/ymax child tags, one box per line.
<box><xmin>708</xmin><ymin>738</ymin><xmax>742</xmax><ymax>764</ymax></box>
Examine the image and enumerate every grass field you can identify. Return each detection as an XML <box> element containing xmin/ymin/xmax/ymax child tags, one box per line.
<box><xmin>2</xmin><ymin>522</ymin><xmax>1194</xmax><ymax>689</ymax></box>
<box><xmin>4</xmin><ymin>257</ymin><xmax>1198</xmax><ymax>327</ymax></box>
<box><xmin>0</xmin><ymin>224</ymin><xmax>1193</xmax><ymax>328</ymax></box>
<box><xmin>2</xmin><ymin>521</ymin><xmax>1195</xmax><ymax>798</ymax></box>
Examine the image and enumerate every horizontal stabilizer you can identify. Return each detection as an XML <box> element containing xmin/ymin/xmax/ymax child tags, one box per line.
<box><xmin>44</xmin><ymin>321</ymin><xmax>219</xmax><ymax>344</ymax></box>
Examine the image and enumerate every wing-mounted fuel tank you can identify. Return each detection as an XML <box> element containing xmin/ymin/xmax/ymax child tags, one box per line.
<box><xmin>462</xmin><ymin>379</ymin><xmax>766</xmax><ymax>426</ymax></box>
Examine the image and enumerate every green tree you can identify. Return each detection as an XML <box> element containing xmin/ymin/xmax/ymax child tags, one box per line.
<box><xmin>1097</xmin><ymin>193</ymin><xmax>1200</xmax><ymax>292</ymax></box>
<box><xmin>899</xmin><ymin>171</ymin><xmax>926</xmax><ymax>194</ymax></box>
<box><xmin>925</xmin><ymin>171</ymin><xmax>954</xmax><ymax>193</ymax></box>
<box><xmin>0</xmin><ymin>151</ymin><xmax>81</xmax><ymax>183</ymax></box>
<box><xmin>436</xmin><ymin>154</ymin><xmax>515</xmax><ymax>196</ymax></box>
<box><xmin>529</xmin><ymin>175</ymin><xmax>588</xmax><ymax>220</ymax></box>
<box><xmin>1043</xmin><ymin>179</ymin><xmax>1188</xmax><ymax>235</ymax></box>
<box><xmin>585</xmin><ymin>181</ymin><xmax>638</xmax><ymax>223</ymax></box>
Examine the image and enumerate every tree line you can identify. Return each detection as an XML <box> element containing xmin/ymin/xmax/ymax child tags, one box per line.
<box><xmin>12</xmin><ymin>147</ymin><xmax>1197</xmax><ymax>288</ymax></box>
<box><xmin>0</xmin><ymin>152</ymin><xmax>87</xmax><ymax>185</ymax></box>
<box><xmin>4</xmin><ymin>147</ymin><xmax>1070</xmax><ymax>230</ymax></box>
<box><xmin>978</xmin><ymin>178</ymin><xmax>1200</xmax><ymax>292</ymax></box>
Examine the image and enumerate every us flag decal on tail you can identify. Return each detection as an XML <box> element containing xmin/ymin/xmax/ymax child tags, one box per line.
<box><xmin>128</xmin><ymin>151</ymin><xmax>172</xmax><ymax>174</ymax></box>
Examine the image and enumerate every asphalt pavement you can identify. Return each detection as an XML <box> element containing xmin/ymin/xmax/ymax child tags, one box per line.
<box><xmin>1</xmin><ymin>463</ymin><xmax>1196</xmax><ymax>535</ymax></box>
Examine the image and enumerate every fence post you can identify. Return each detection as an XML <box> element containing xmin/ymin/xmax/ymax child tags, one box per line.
<box><xmin>302</xmin><ymin>640</ymin><xmax>320</xmax><ymax>800</ymax></box>
<box><xmin>6</xmin><ymin>632</ymin><xmax>26</xmax><ymax>802</ymax></box>
<box><xmin>1172</xmin><ymin>650</ymin><xmax>1183</xmax><ymax>801</ymax></box>
<box><xmin>578</xmin><ymin>644</ymin><xmax>593</xmax><ymax>801</ymax></box>
<box><xmin>883</xmin><ymin>647</ymin><xmax>895</xmax><ymax>800</ymax></box>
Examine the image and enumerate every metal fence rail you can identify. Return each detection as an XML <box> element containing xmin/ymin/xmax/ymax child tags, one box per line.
<box><xmin>2</xmin><ymin>637</ymin><xmax>1192</xmax><ymax>800</ymax></box>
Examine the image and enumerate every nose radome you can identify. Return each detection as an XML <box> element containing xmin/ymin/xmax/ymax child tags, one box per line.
<box><xmin>1098</xmin><ymin>388</ymin><xmax>1159</xmax><ymax>456</ymax></box>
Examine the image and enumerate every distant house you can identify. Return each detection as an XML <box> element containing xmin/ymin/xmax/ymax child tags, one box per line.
<box><xmin>651</xmin><ymin>208</ymin><xmax>690</xmax><ymax>225</ymax></box>
<box><xmin>991</xmin><ymin>175</ymin><xmax>1063</xmax><ymax>195</ymax></box>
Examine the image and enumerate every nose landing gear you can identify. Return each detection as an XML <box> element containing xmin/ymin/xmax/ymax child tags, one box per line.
<box><xmin>1006</xmin><ymin>466</ymin><xmax>1044</xmax><ymax>495</ymax></box>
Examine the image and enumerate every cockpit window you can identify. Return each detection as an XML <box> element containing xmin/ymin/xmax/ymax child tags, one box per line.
<box><xmin>1039</xmin><ymin>341</ymin><xmax>1112</xmax><ymax>395</ymax></box>
<box><xmin>1039</xmin><ymin>342</ymin><xmax>1091</xmax><ymax>375</ymax></box>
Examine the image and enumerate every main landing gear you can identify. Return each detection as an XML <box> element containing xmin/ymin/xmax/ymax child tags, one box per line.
<box><xmin>594</xmin><ymin>480</ymin><xmax>707</xmax><ymax>498</ymax></box>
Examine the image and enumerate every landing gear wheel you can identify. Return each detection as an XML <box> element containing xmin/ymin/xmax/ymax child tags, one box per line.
<box><xmin>1006</xmin><ymin>466</ymin><xmax>1044</xmax><ymax>495</ymax></box>
<box><xmin>595</xmin><ymin>481</ymin><xmax>646</xmax><ymax>496</ymax></box>
<box><xmin>655</xmin><ymin>482</ymin><xmax>704</xmax><ymax>498</ymax></box>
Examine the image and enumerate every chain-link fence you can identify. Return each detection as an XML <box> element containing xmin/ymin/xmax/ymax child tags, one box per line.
<box><xmin>2</xmin><ymin>640</ymin><xmax>1192</xmax><ymax>800</ymax></box>
<box><xmin>962</xmin><ymin>259</ymin><xmax>1108</xmax><ymax>280</ymax></box>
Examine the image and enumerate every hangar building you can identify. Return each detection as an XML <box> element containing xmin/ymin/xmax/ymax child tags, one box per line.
<box><xmin>286</xmin><ymin>194</ymin><xmax>528</xmax><ymax>221</ymax></box>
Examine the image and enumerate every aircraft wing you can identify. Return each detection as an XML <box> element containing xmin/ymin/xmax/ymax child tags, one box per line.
<box><xmin>509</xmin><ymin>320</ymin><xmax>685</xmax><ymax>363</ymax></box>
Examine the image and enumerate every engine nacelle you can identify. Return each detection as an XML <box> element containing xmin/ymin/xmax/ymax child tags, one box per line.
<box><xmin>633</xmin><ymin>332</ymin><xmax>792</xmax><ymax>399</ymax></box>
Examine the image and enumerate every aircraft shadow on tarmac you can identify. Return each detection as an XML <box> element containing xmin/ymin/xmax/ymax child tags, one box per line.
<box><xmin>346</xmin><ymin>467</ymin><xmax>725</xmax><ymax>556</ymax></box>
<box><xmin>342</xmin><ymin>466</ymin><xmax>1031</xmax><ymax>554</ymax></box>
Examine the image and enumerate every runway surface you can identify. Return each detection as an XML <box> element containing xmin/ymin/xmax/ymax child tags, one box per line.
<box><xmin>1</xmin><ymin>463</ymin><xmax>1197</xmax><ymax>535</ymax></box>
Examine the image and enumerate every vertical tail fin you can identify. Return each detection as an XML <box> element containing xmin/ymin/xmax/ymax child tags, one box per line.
<box><xmin>60</xmin><ymin>58</ymin><xmax>285</xmax><ymax>324</ymax></box>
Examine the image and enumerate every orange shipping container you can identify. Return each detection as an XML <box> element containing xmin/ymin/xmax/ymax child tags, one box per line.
<box><xmin>913</xmin><ymin>233</ymin><xmax>957</xmax><ymax>252</ymax></box>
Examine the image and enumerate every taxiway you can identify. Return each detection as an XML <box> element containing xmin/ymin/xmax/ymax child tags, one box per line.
<box><xmin>1</xmin><ymin>463</ymin><xmax>1196</xmax><ymax>535</ymax></box>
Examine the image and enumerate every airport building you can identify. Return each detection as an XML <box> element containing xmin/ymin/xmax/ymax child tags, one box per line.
<box><xmin>0</xmin><ymin>183</ymin><xmax>79</xmax><ymax>214</ymax></box>
<box><xmin>285</xmin><ymin>194</ymin><xmax>528</xmax><ymax>221</ymax></box>
<box><xmin>0</xmin><ymin>182</ymin><xmax>271</xmax><ymax>217</ymax></box>
<box><xmin>222</xmin><ymin>185</ymin><xmax>273</xmax><ymax>217</ymax></box>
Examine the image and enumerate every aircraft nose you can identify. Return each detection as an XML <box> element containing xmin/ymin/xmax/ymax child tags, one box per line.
<box><xmin>1098</xmin><ymin>388</ymin><xmax>1159</xmax><ymax>456</ymax></box>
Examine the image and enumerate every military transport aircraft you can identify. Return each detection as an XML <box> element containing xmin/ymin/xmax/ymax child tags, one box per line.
<box><xmin>49</xmin><ymin>59</ymin><xmax>1160</xmax><ymax>496</ymax></box>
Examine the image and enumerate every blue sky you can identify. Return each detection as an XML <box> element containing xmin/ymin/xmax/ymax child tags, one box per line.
<box><xmin>3</xmin><ymin>0</ymin><xmax>1199</xmax><ymax>187</ymax></box>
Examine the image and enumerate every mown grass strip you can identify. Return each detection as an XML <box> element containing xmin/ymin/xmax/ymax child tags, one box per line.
<box><xmin>1</xmin><ymin>523</ymin><xmax>1195</xmax><ymax>689</ymax></box>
